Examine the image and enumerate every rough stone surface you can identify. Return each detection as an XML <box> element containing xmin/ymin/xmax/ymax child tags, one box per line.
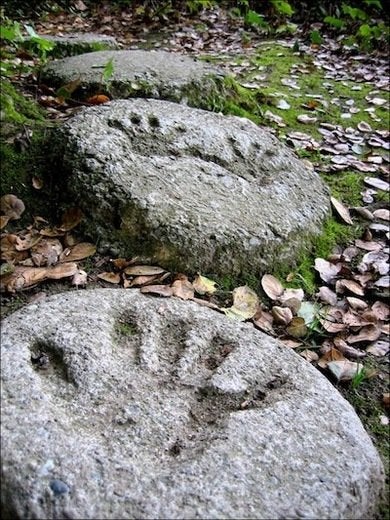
<box><xmin>1</xmin><ymin>289</ymin><xmax>385</xmax><ymax>520</ymax></box>
<box><xmin>40</xmin><ymin>33</ymin><xmax>119</xmax><ymax>57</ymax></box>
<box><xmin>41</xmin><ymin>49</ymin><xmax>224</xmax><ymax>100</ymax></box>
<box><xmin>53</xmin><ymin>98</ymin><xmax>330</xmax><ymax>275</ymax></box>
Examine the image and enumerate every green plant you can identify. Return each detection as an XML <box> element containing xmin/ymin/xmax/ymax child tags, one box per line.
<box><xmin>351</xmin><ymin>365</ymin><xmax>368</xmax><ymax>389</ymax></box>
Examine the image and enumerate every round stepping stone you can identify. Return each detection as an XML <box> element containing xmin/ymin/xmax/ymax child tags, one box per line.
<box><xmin>41</xmin><ymin>49</ymin><xmax>224</xmax><ymax>101</ymax></box>
<box><xmin>41</xmin><ymin>33</ymin><xmax>119</xmax><ymax>57</ymax></box>
<box><xmin>52</xmin><ymin>98</ymin><xmax>330</xmax><ymax>275</ymax></box>
<box><xmin>1</xmin><ymin>289</ymin><xmax>385</xmax><ymax>519</ymax></box>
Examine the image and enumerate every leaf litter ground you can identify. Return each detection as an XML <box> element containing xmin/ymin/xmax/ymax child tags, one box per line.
<box><xmin>1</xmin><ymin>4</ymin><xmax>389</xmax><ymax>516</ymax></box>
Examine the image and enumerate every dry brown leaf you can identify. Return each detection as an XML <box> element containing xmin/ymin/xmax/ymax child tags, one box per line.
<box><xmin>39</xmin><ymin>227</ymin><xmax>65</xmax><ymax>237</ymax></box>
<box><xmin>343</xmin><ymin>309</ymin><xmax>371</xmax><ymax>328</ymax></box>
<box><xmin>172</xmin><ymin>278</ymin><xmax>195</xmax><ymax>300</ymax></box>
<box><xmin>59</xmin><ymin>242</ymin><xmax>96</xmax><ymax>262</ymax></box>
<box><xmin>355</xmin><ymin>239</ymin><xmax>382</xmax><ymax>252</ymax></box>
<box><xmin>318</xmin><ymin>347</ymin><xmax>346</xmax><ymax>368</ymax></box>
<box><xmin>126</xmin><ymin>274</ymin><xmax>160</xmax><ymax>287</ymax></box>
<box><xmin>261</xmin><ymin>274</ymin><xmax>284</xmax><ymax>300</ymax></box>
<box><xmin>191</xmin><ymin>297</ymin><xmax>221</xmax><ymax>311</ymax></box>
<box><xmin>140</xmin><ymin>284</ymin><xmax>173</xmax><ymax>297</ymax></box>
<box><xmin>46</xmin><ymin>262</ymin><xmax>78</xmax><ymax>280</ymax></box>
<box><xmin>286</xmin><ymin>317</ymin><xmax>307</xmax><ymax>338</ymax></box>
<box><xmin>58</xmin><ymin>207</ymin><xmax>84</xmax><ymax>232</ymax></box>
<box><xmin>317</xmin><ymin>286</ymin><xmax>338</xmax><ymax>305</ymax></box>
<box><xmin>253</xmin><ymin>309</ymin><xmax>274</xmax><ymax>333</ymax></box>
<box><xmin>314</xmin><ymin>258</ymin><xmax>342</xmax><ymax>284</ymax></box>
<box><xmin>124</xmin><ymin>265</ymin><xmax>166</xmax><ymax>276</ymax></box>
<box><xmin>31</xmin><ymin>238</ymin><xmax>63</xmax><ymax>267</ymax></box>
<box><xmin>347</xmin><ymin>325</ymin><xmax>381</xmax><ymax>344</ymax></box>
<box><xmin>372</xmin><ymin>208</ymin><xmax>390</xmax><ymax>221</ymax></box>
<box><xmin>335</xmin><ymin>279</ymin><xmax>365</xmax><ymax>296</ymax></box>
<box><xmin>32</xmin><ymin>177</ymin><xmax>43</xmax><ymax>190</ymax></box>
<box><xmin>320</xmin><ymin>307</ymin><xmax>347</xmax><ymax>333</ymax></box>
<box><xmin>333</xmin><ymin>338</ymin><xmax>366</xmax><ymax>359</ymax></box>
<box><xmin>224</xmin><ymin>285</ymin><xmax>259</xmax><ymax>321</ymax></box>
<box><xmin>86</xmin><ymin>94</ymin><xmax>110</xmax><ymax>105</ymax></box>
<box><xmin>111</xmin><ymin>258</ymin><xmax>132</xmax><ymax>270</ymax></box>
<box><xmin>327</xmin><ymin>360</ymin><xmax>364</xmax><ymax>381</ymax></box>
<box><xmin>280</xmin><ymin>338</ymin><xmax>303</xmax><ymax>349</ymax></box>
<box><xmin>366</xmin><ymin>340</ymin><xmax>389</xmax><ymax>357</ymax></box>
<box><xmin>14</xmin><ymin>233</ymin><xmax>42</xmax><ymax>251</ymax></box>
<box><xmin>299</xmin><ymin>349</ymin><xmax>319</xmax><ymax>362</ymax></box>
<box><xmin>281</xmin><ymin>297</ymin><xmax>301</xmax><ymax>314</ymax></box>
<box><xmin>0</xmin><ymin>215</ymin><xmax>10</xmax><ymax>229</ymax></box>
<box><xmin>97</xmin><ymin>272</ymin><xmax>121</xmax><ymax>284</ymax></box>
<box><xmin>371</xmin><ymin>301</ymin><xmax>390</xmax><ymax>321</ymax></box>
<box><xmin>0</xmin><ymin>194</ymin><xmax>25</xmax><ymax>220</ymax></box>
<box><xmin>279</xmin><ymin>288</ymin><xmax>304</xmax><ymax>303</ymax></box>
<box><xmin>346</xmin><ymin>297</ymin><xmax>368</xmax><ymax>311</ymax></box>
<box><xmin>331</xmin><ymin>197</ymin><xmax>353</xmax><ymax>225</ymax></box>
<box><xmin>271</xmin><ymin>306</ymin><xmax>293</xmax><ymax>325</ymax></box>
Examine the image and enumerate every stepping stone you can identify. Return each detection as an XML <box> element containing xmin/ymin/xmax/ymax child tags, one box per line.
<box><xmin>1</xmin><ymin>289</ymin><xmax>384</xmax><ymax>519</ymax></box>
<box><xmin>52</xmin><ymin>98</ymin><xmax>330</xmax><ymax>276</ymax></box>
<box><xmin>40</xmin><ymin>33</ymin><xmax>119</xmax><ymax>58</ymax></box>
<box><xmin>41</xmin><ymin>49</ymin><xmax>224</xmax><ymax>101</ymax></box>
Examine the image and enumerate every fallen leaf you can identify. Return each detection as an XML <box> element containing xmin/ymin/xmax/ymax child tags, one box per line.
<box><xmin>366</xmin><ymin>340</ymin><xmax>389</xmax><ymax>357</ymax></box>
<box><xmin>317</xmin><ymin>286</ymin><xmax>338</xmax><ymax>305</ymax></box>
<box><xmin>172</xmin><ymin>278</ymin><xmax>195</xmax><ymax>300</ymax></box>
<box><xmin>192</xmin><ymin>274</ymin><xmax>217</xmax><ymax>295</ymax></box>
<box><xmin>0</xmin><ymin>194</ymin><xmax>25</xmax><ymax>220</ymax></box>
<box><xmin>371</xmin><ymin>301</ymin><xmax>389</xmax><ymax>321</ymax></box>
<box><xmin>347</xmin><ymin>325</ymin><xmax>381</xmax><ymax>344</ymax></box>
<box><xmin>335</xmin><ymin>279</ymin><xmax>365</xmax><ymax>296</ymax></box>
<box><xmin>327</xmin><ymin>360</ymin><xmax>364</xmax><ymax>381</ymax></box>
<box><xmin>32</xmin><ymin>177</ymin><xmax>43</xmax><ymax>190</ymax></box>
<box><xmin>271</xmin><ymin>306</ymin><xmax>293</xmax><ymax>325</ymax></box>
<box><xmin>279</xmin><ymin>288</ymin><xmax>304</xmax><ymax>303</ymax></box>
<box><xmin>300</xmin><ymin>349</ymin><xmax>319</xmax><ymax>362</ymax></box>
<box><xmin>0</xmin><ymin>215</ymin><xmax>10</xmax><ymax>229</ymax></box>
<box><xmin>261</xmin><ymin>274</ymin><xmax>284</xmax><ymax>300</ymax></box>
<box><xmin>346</xmin><ymin>297</ymin><xmax>368</xmax><ymax>311</ymax></box>
<box><xmin>297</xmin><ymin>114</ymin><xmax>317</xmax><ymax>124</ymax></box>
<box><xmin>314</xmin><ymin>258</ymin><xmax>342</xmax><ymax>284</ymax></box>
<box><xmin>31</xmin><ymin>238</ymin><xmax>63</xmax><ymax>266</ymax></box>
<box><xmin>253</xmin><ymin>309</ymin><xmax>274</xmax><ymax>333</ymax></box>
<box><xmin>364</xmin><ymin>177</ymin><xmax>390</xmax><ymax>191</ymax></box>
<box><xmin>59</xmin><ymin>242</ymin><xmax>96</xmax><ymax>262</ymax></box>
<box><xmin>97</xmin><ymin>272</ymin><xmax>121</xmax><ymax>284</ymax></box>
<box><xmin>334</xmin><ymin>338</ymin><xmax>366</xmax><ymax>358</ymax></box>
<box><xmin>46</xmin><ymin>262</ymin><xmax>78</xmax><ymax>280</ymax></box>
<box><xmin>124</xmin><ymin>265</ymin><xmax>166</xmax><ymax>276</ymax></box>
<box><xmin>331</xmin><ymin>197</ymin><xmax>353</xmax><ymax>225</ymax></box>
<box><xmin>86</xmin><ymin>94</ymin><xmax>110</xmax><ymax>105</ymax></box>
<box><xmin>280</xmin><ymin>338</ymin><xmax>303</xmax><ymax>348</ymax></box>
<box><xmin>223</xmin><ymin>285</ymin><xmax>259</xmax><ymax>321</ymax></box>
<box><xmin>286</xmin><ymin>317</ymin><xmax>307</xmax><ymax>338</ymax></box>
<box><xmin>58</xmin><ymin>207</ymin><xmax>84</xmax><ymax>231</ymax></box>
<box><xmin>140</xmin><ymin>284</ymin><xmax>173</xmax><ymax>297</ymax></box>
<box><xmin>318</xmin><ymin>347</ymin><xmax>346</xmax><ymax>368</ymax></box>
<box><xmin>320</xmin><ymin>307</ymin><xmax>347</xmax><ymax>333</ymax></box>
<box><xmin>191</xmin><ymin>297</ymin><xmax>220</xmax><ymax>310</ymax></box>
<box><xmin>372</xmin><ymin>208</ymin><xmax>390</xmax><ymax>221</ymax></box>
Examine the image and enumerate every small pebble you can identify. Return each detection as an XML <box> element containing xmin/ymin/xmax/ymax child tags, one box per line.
<box><xmin>50</xmin><ymin>479</ymin><xmax>70</xmax><ymax>496</ymax></box>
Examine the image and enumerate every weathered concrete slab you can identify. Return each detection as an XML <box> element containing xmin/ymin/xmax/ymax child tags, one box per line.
<box><xmin>53</xmin><ymin>98</ymin><xmax>330</xmax><ymax>275</ymax></box>
<box><xmin>41</xmin><ymin>49</ymin><xmax>224</xmax><ymax>101</ymax></box>
<box><xmin>0</xmin><ymin>289</ymin><xmax>385</xmax><ymax>519</ymax></box>
<box><xmin>40</xmin><ymin>33</ymin><xmax>119</xmax><ymax>57</ymax></box>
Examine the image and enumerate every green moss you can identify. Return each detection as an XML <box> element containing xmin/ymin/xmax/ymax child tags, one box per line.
<box><xmin>323</xmin><ymin>170</ymin><xmax>366</xmax><ymax>206</ymax></box>
<box><xmin>0</xmin><ymin>80</ymin><xmax>45</xmax><ymax>125</ymax></box>
<box><xmin>275</xmin><ymin>217</ymin><xmax>361</xmax><ymax>294</ymax></box>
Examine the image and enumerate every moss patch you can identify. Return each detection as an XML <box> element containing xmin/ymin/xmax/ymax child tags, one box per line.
<box><xmin>0</xmin><ymin>80</ymin><xmax>45</xmax><ymax>126</ymax></box>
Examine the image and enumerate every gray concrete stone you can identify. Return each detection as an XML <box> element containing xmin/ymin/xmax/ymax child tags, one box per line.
<box><xmin>1</xmin><ymin>289</ymin><xmax>385</xmax><ymax>520</ymax></box>
<box><xmin>53</xmin><ymin>98</ymin><xmax>330</xmax><ymax>275</ymax></box>
<box><xmin>40</xmin><ymin>33</ymin><xmax>119</xmax><ymax>57</ymax></box>
<box><xmin>41</xmin><ymin>49</ymin><xmax>224</xmax><ymax>101</ymax></box>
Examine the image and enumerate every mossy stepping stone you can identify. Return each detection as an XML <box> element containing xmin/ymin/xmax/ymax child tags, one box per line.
<box><xmin>40</xmin><ymin>33</ymin><xmax>119</xmax><ymax>58</ymax></box>
<box><xmin>41</xmin><ymin>49</ymin><xmax>225</xmax><ymax>103</ymax></box>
